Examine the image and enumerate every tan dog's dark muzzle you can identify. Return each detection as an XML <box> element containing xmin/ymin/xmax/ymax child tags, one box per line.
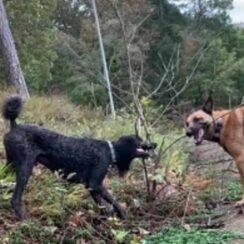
<box><xmin>186</xmin><ymin>128</ymin><xmax>193</xmax><ymax>137</ymax></box>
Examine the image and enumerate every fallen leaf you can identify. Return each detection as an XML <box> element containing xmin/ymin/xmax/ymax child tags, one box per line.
<box><xmin>182</xmin><ymin>224</ymin><xmax>191</xmax><ymax>231</ymax></box>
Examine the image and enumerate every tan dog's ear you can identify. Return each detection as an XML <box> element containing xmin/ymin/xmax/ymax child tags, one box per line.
<box><xmin>202</xmin><ymin>96</ymin><xmax>213</xmax><ymax>115</ymax></box>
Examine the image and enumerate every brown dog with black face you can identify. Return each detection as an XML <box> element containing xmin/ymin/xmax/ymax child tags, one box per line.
<box><xmin>186</xmin><ymin>96</ymin><xmax>244</xmax><ymax>208</ymax></box>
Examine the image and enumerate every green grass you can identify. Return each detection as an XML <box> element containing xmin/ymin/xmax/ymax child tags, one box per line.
<box><xmin>198</xmin><ymin>179</ymin><xmax>243</xmax><ymax>206</ymax></box>
<box><xmin>8</xmin><ymin>220</ymin><xmax>57</xmax><ymax>244</ymax></box>
<box><xmin>142</xmin><ymin>228</ymin><xmax>244</xmax><ymax>244</ymax></box>
<box><xmin>0</xmin><ymin>164</ymin><xmax>14</xmax><ymax>182</ymax></box>
<box><xmin>223</xmin><ymin>180</ymin><xmax>243</xmax><ymax>202</ymax></box>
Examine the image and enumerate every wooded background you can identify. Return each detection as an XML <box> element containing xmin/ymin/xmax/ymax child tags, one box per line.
<box><xmin>1</xmin><ymin>0</ymin><xmax>244</xmax><ymax>111</ymax></box>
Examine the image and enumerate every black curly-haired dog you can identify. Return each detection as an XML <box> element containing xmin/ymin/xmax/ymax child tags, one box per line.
<box><xmin>2</xmin><ymin>96</ymin><xmax>156</xmax><ymax>220</ymax></box>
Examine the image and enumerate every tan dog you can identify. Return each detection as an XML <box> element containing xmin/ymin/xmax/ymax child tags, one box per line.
<box><xmin>186</xmin><ymin>96</ymin><xmax>244</xmax><ymax>208</ymax></box>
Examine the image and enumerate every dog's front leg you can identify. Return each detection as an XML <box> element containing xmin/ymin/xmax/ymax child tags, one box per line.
<box><xmin>234</xmin><ymin>156</ymin><xmax>244</xmax><ymax>208</ymax></box>
<box><xmin>101</xmin><ymin>187</ymin><xmax>126</xmax><ymax>219</ymax></box>
<box><xmin>90</xmin><ymin>189</ymin><xmax>103</xmax><ymax>205</ymax></box>
<box><xmin>90</xmin><ymin>189</ymin><xmax>110</xmax><ymax>216</ymax></box>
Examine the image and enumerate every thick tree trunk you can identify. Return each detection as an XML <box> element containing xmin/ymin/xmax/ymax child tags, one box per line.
<box><xmin>0</xmin><ymin>0</ymin><xmax>29</xmax><ymax>99</ymax></box>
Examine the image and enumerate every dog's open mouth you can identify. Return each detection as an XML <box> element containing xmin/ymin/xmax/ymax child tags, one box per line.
<box><xmin>194</xmin><ymin>128</ymin><xmax>204</xmax><ymax>145</ymax></box>
<box><xmin>137</xmin><ymin>142</ymin><xmax>157</xmax><ymax>157</ymax></box>
<box><xmin>136</xmin><ymin>148</ymin><xmax>149</xmax><ymax>157</ymax></box>
<box><xmin>137</xmin><ymin>148</ymin><xmax>145</xmax><ymax>153</ymax></box>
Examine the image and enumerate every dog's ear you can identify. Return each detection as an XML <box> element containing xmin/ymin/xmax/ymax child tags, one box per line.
<box><xmin>202</xmin><ymin>96</ymin><xmax>213</xmax><ymax>115</ymax></box>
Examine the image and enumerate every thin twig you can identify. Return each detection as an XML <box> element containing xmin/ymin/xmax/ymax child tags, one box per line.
<box><xmin>142</xmin><ymin>158</ymin><xmax>151</xmax><ymax>201</ymax></box>
<box><xmin>181</xmin><ymin>191</ymin><xmax>191</xmax><ymax>226</ymax></box>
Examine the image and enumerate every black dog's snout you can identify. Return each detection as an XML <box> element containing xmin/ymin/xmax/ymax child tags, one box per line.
<box><xmin>186</xmin><ymin>128</ymin><xmax>193</xmax><ymax>137</ymax></box>
<box><xmin>141</xmin><ymin>142</ymin><xmax>157</xmax><ymax>150</ymax></box>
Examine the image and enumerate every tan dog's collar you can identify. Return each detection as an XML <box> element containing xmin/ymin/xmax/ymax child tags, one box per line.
<box><xmin>212</xmin><ymin>118</ymin><xmax>223</xmax><ymax>143</ymax></box>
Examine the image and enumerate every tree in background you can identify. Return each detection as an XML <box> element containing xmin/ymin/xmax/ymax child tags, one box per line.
<box><xmin>0</xmin><ymin>0</ymin><xmax>29</xmax><ymax>98</ymax></box>
<box><xmin>1</xmin><ymin>0</ymin><xmax>244</xmax><ymax>110</ymax></box>
<box><xmin>3</xmin><ymin>0</ymin><xmax>57</xmax><ymax>92</ymax></box>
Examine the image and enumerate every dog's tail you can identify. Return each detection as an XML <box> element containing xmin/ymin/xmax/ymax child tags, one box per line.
<box><xmin>2</xmin><ymin>96</ymin><xmax>23</xmax><ymax>128</ymax></box>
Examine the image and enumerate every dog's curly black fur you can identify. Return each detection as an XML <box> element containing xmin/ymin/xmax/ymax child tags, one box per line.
<box><xmin>2</xmin><ymin>96</ymin><xmax>156</xmax><ymax>219</ymax></box>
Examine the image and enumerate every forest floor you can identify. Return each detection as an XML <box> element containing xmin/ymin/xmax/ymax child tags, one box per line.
<box><xmin>0</xmin><ymin>94</ymin><xmax>243</xmax><ymax>243</ymax></box>
<box><xmin>192</xmin><ymin>141</ymin><xmax>244</xmax><ymax>243</ymax></box>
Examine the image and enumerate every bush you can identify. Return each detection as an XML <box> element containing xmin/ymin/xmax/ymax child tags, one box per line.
<box><xmin>67</xmin><ymin>77</ymin><xmax>107</xmax><ymax>107</ymax></box>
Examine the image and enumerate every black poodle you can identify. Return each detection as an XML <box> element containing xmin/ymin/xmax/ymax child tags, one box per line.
<box><xmin>2</xmin><ymin>96</ymin><xmax>156</xmax><ymax>219</ymax></box>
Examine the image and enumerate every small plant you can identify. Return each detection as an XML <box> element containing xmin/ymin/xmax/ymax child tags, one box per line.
<box><xmin>24</xmin><ymin>170</ymin><xmax>87</xmax><ymax>222</ymax></box>
<box><xmin>198</xmin><ymin>179</ymin><xmax>242</xmax><ymax>205</ymax></box>
<box><xmin>142</xmin><ymin>228</ymin><xmax>244</xmax><ymax>244</ymax></box>
<box><xmin>0</xmin><ymin>164</ymin><xmax>15</xmax><ymax>205</ymax></box>
<box><xmin>0</xmin><ymin>164</ymin><xmax>14</xmax><ymax>182</ymax></box>
<box><xmin>8</xmin><ymin>220</ymin><xmax>56</xmax><ymax>244</ymax></box>
<box><xmin>223</xmin><ymin>180</ymin><xmax>242</xmax><ymax>202</ymax></box>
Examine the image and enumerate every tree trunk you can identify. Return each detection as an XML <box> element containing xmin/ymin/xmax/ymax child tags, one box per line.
<box><xmin>0</xmin><ymin>0</ymin><xmax>29</xmax><ymax>99</ymax></box>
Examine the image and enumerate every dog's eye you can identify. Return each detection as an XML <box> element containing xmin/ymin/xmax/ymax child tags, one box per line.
<box><xmin>193</xmin><ymin>117</ymin><xmax>202</xmax><ymax>122</ymax></box>
<box><xmin>199</xmin><ymin>121</ymin><xmax>208</xmax><ymax>126</ymax></box>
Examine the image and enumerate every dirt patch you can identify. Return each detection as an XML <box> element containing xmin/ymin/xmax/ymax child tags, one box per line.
<box><xmin>230</xmin><ymin>240</ymin><xmax>244</xmax><ymax>244</ymax></box>
<box><xmin>226</xmin><ymin>212</ymin><xmax>244</xmax><ymax>244</ymax></box>
<box><xmin>189</xmin><ymin>139</ymin><xmax>244</xmax><ymax>236</ymax></box>
<box><xmin>224</xmin><ymin>211</ymin><xmax>244</xmax><ymax>232</ymax></box>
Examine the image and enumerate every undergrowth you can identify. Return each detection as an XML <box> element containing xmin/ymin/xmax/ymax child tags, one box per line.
<box><xmin>198</xmin><ymin>178</ymin><xmax>242</xmax><ymax>205</ymax></box>
<box><xmin>142</xmin><ymin>228</ymin><xmax>244</xmax><ymax>244</ymax></box>
<box><xmin>0</xmin><ymin>92</ymin><xmax>240</xmax><ymax>243</ymax></box>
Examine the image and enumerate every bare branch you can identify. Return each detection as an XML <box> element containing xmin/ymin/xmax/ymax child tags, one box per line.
<box><xmin>152</xmin><ymin>46</ymin><xmax>206</xmax><ymax>127</ymax></box>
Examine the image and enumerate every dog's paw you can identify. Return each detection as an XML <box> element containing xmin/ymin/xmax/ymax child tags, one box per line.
<box><xmin>234</xmin><ymin>199</ymin><xmax>244</xmax><ymax>208</ymax></box>
<box><xmin>15</xmin><ymin>210</ymin><xmax>26</xmax><ymax>221</ymax></box>
<box><xmin>13</xmin><ymin>205</ymin><xmax>26</xmax><ymax>220</ymax></box>
<box><xmin>117</xmin><ymin>209</ymin><xmax>126</xmax><ymax>220</ymax></box>
<box><xmin>100</xmin><ymin>206</ymin><xmax>113</xmax><ymax>217</ymax></box>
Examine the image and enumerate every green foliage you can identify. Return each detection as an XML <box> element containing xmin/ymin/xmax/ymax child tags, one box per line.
<box><xmin>54</xmin><ymin>0</ymin><xmax>85</xmax><ymax>38</ymax></box>
<box><xmin>186</xmin><ymin>0</ymin><xmax>232</xmax><ymax>29</ymax></box>
<box><xmin>66</xmin><ymin>76</ymin><xmax>107</xmax><ymax>107</ymax></box>
<box><xmin>149</xmin><ymin>0</ymin><xmax>186</xmax><ymax>61</ymax></box>
<box><xmin>25</xmin><ymin>171</ymin><xmax>85</xmax><ymax>221</ymax></box>
<box><xmin>198</xmin><ymin>178</ymin><xmax>242</xmax><ymax>205</ymax></box>
<box><xmin>185</xmin><ymin>38</ymin><xmax>238</xmax><ymax>104</ymax></box>
<box><xmin>111</xmin><ymin>229</ymin><xmax>129</xmax><ymax>243</ymax></box>
<box><xmin>4</xmin><ymin>0</ymin><xmax>57</xmax><ymax>91</ymax></box>
<box><xmin>8</xmin><ymin>221</ymin><xmax>56</xmax><ymax>244</ymax></box>
<box><xmin>142</xmin><ymin>228</ymin><xmax>244</xmax><ymax>244</ymax></box>
<box><xmin>0</xmin><ymin>164</ymin><xmax>14</xmax><ymax>182</ymax></box>
<box><xmin>223</xmin><ymin>180</ymin><xmax>243</xmax><ymax>202</ymax></box>
<box><xmin>1</xmin><ymin>0</ymin><xmax>244</xmax><ymax>109</ymax></box>
<box><xmin>50</xmin><ymin>31</ymin><xmax>108</xmax><ymax>107</ymax></box>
